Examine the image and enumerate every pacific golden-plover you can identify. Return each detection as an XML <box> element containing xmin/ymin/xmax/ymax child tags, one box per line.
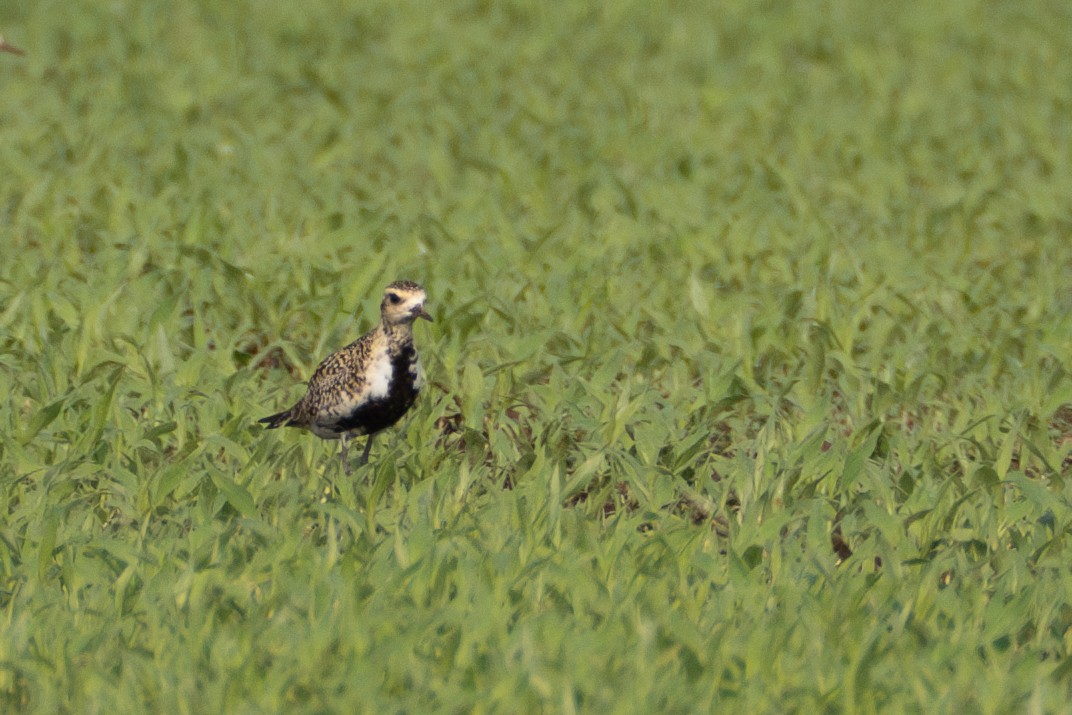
<box><xmin>259</xmin><ymin>280</ymin><xmax>432</xmax><ymax>473</ymax></box>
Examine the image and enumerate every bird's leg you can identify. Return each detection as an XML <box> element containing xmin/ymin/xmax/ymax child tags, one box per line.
<box><xmin>340</xmin><ymin>433</ymin><xmax>352</xmax><ymax>476</ymax></box>
<box><xmin>359</xmin><ymin>433</ymin><xmax>375</xmax><ymax>467</ymax></box>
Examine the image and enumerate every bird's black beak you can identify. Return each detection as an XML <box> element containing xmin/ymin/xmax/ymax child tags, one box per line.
<box><xmin>414</xmin><ymin>306</ymin><xmax>433</xmax><ymax>322</ymax></box>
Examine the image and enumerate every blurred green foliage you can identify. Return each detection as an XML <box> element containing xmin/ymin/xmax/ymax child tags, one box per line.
<box><xmin>1</xmin><ymin>0</ymin><xmax>1071</xmax><ymax>711</ymax></box>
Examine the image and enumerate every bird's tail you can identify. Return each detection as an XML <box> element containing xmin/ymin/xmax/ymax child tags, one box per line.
<box><xmin>258</xmin><ymin>409</ymin><xmax>295</xmax><ymax>429</ymax></box>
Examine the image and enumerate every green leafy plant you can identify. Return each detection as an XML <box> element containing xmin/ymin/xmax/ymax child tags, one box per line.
<box><xmin>1</xmin><ymin>0</ymin><xmax>1071</xmax><ymax>712</ymax></box>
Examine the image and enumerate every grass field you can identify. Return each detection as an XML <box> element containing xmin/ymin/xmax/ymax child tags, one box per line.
<box><xmin>2</xmin><ymin>0</ymin><xmax>1072</xmax><ymax>712</ymax></box>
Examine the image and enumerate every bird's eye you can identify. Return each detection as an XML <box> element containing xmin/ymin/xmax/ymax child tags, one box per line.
<box><xmin>387</xmin><ymin>293</ymin><xmax>402</xmax><ymax>305</ymax></box>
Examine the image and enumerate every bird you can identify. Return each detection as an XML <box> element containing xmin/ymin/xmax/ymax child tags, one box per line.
<box><xmin>258</xmin><ymin>280</ymin><xmax>432</xmax><ymax>474</ymax></box>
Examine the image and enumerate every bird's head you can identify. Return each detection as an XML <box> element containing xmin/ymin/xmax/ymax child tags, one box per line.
<box><xmin>380</xmin><ymin>280</ymin><xmax>432</xmax><ymax>326</ymax></box>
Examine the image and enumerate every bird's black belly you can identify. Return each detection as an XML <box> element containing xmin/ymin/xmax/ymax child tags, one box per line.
<box><xmin>333</xmin><ymin>346</ymin><xmax>420</xmax><ymax>435</ymax></box>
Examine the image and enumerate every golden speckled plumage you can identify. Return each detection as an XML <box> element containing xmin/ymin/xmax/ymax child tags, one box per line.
<box><xmin>259</xmin><ymin>281</ymin><xmax>432</xmax><ymax>472</ymax></box>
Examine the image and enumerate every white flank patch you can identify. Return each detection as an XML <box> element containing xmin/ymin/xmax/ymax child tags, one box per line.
<box><xmin>367</xmin><ymin>346</ymin><xmax>393</xmax><ymax>399</ymax></box>
<box><xmin>411</xmin><ymin>359</ymin><xmax>424</xmax><ymax>390</ymax></box>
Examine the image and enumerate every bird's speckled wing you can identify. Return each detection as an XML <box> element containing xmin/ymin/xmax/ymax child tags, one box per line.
<box><xmin>289</xmin><ymin>330</ymin><xmax>382</xmax><ymax>428</ymax></box>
